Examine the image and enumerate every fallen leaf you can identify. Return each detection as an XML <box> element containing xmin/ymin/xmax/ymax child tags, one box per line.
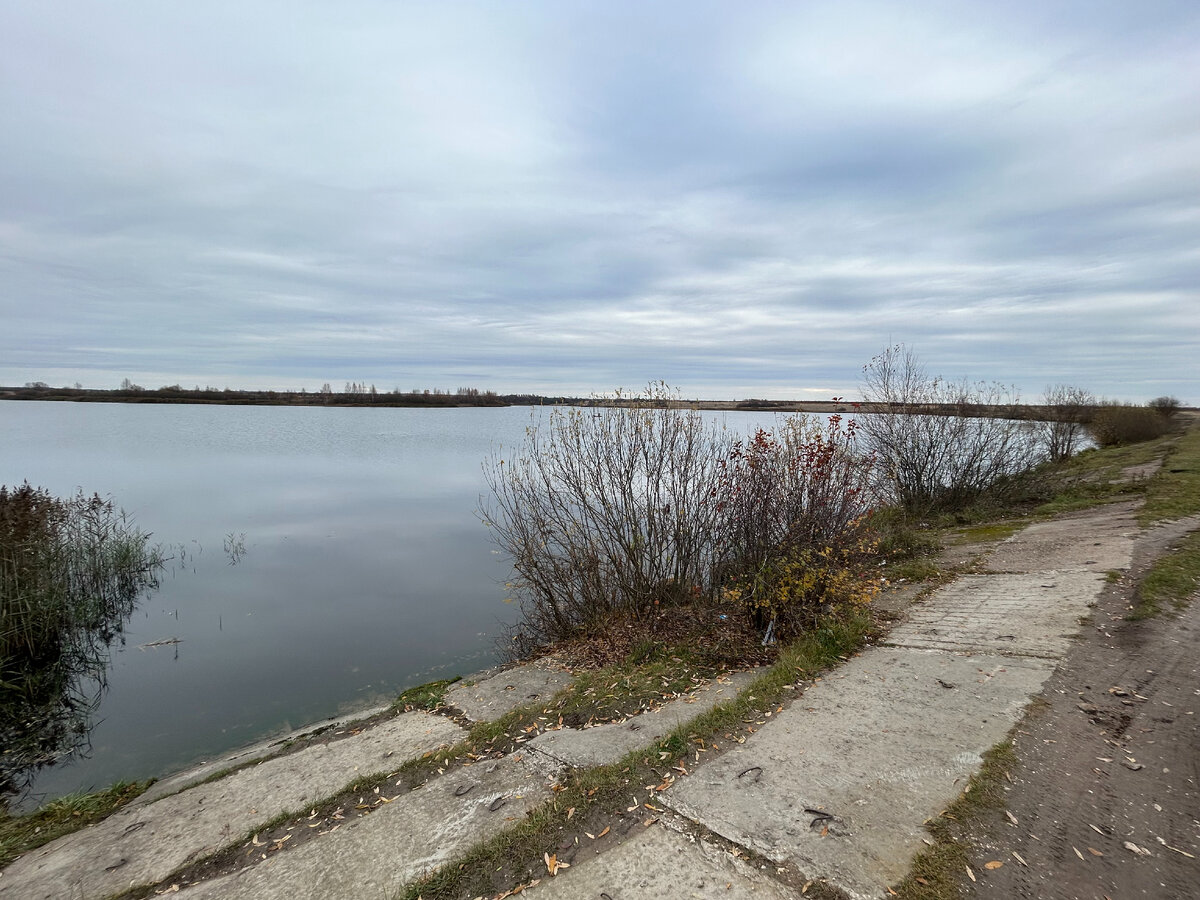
<box><xmin>1012</xmin><ymin>851</ymin><xmax>1028</xmax><ymax>867</ymax></box>
<box><xmin>1123</xmin><ymin>841</ymin><xmax>1152</xmax><ymax>857</ymax></box>
<box><xmin>1073</xmin><ymin>846</ymin><xmax>1085</xmax><ymax>861</ymax></box>
<box><xmin>1005</xmin><ymin>810</ymin><xmax>1019</xmax><ymax>826</ymax></box>
<box><xmin>984</xmin><ymin>861</ymin><xmax>1003</xmax><ymax>870</ymax></box>
<box><xmin>543</xmin><ymin>852</ymin><xmax>569</xmax><ymax>875</ymax></box>
<box><xmin>567</xmin><ymin>807</ymin><xmax>575</xmax><ymax>819</ymax></box>
<box><xmin>1088</xmin><ymin>847</ymin><xmax>1104</xmax><ymax>857</ymax></box>
<box><xmin>597</xmin><ymin>825</ymin><xmax>610</xmax><ymax>838</ymax></box>
<box><xmin>965</xmin><ymin>864</ymin><xmax>976</xmax><ymax>883</ymax></box>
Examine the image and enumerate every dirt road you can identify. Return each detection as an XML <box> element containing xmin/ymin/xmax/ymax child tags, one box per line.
<box><xmin>965</xmin><ymin>516</ymin><xmax>1200</xmax><ymax>900</ymax></box>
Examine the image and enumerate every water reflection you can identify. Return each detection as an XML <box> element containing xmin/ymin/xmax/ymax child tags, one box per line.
<box><xmin>0</xmin><ymin>403</ymin><xmax>787</xmax><ymax>809</ymax></box>
<box><xmin>0</xmin><ymin>485</ymin><xmax>165</xmax><ymax>801</ymax></box>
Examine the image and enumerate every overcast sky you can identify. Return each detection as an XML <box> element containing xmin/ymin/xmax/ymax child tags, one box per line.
<box><xmin>2</xmin><ymin>2</ymin><xmax>1197</xmax><ymax>401</ymax></box>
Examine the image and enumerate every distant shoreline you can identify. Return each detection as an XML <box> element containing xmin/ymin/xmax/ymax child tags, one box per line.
<box><xmin>0</xmin><ymin>384</ymin><xmax>852</xmax><ymax>412</ymax></box>
<box><xmin>3</xmin><ymin>386</ymin><xmax>1192</xmax><ymax>421</ymax></box>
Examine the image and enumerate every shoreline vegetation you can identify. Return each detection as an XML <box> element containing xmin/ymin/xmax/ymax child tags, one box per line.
<box><xmin>3</xmin><ymin>383</ymin><xmax>1193</xmax><ymax>419</ymax></box>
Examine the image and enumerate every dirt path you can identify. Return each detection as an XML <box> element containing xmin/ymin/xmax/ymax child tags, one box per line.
<box><xmin>964</xmin><ymin>516</ymin><xmax>1200</xmax><ymax>900</ymax></box>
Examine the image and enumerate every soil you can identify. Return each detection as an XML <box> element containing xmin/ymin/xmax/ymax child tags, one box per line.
<box><xmin>961</xmin><ymin>514</ymin><xmax>1200</xmax><ymax>900</ymax></box>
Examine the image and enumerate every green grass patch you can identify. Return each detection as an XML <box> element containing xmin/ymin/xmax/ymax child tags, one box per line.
<box><xmin>958</xmin><ymin>522</ymin><xmax>1021</xmax><ymax>543</ymax></box>
<box><xmin>887</xmin><ymin>557</ymin><xmax>943</xmax><ymax>583</ymax></box>
<box><xmin>1140</xmin><ymin>425</ymin><xmax>1200</xmax><ymax>524</ymax></box>
<box><xmin>397</xmin><ymin>609</ymin><xmax>875</xmax><ymax>900</ymax></box>
<box><xmin>1128</xmin><ymin>529</ymin><xmax>1200</xmax><ymax>620</ymax></box>
<box><xmin>0</xmin><ymin>780</ymin><xmax>149</xmax><ymax>869</ymax></box>
<box><xmin>891</xmin><ymin>740</ymin><xmax>1018</xmax><ymax>899</ymax></box>
<box><xmin>391</xmin><ymin>677</ymin><xmax>461</xmax><ymax>712</ymax></box>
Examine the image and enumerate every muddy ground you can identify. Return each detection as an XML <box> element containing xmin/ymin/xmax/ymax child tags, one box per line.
<box><xmin>962</xmin><ymin>515</ymin><xmax>1200</xmax><ymax>900</ymax></box>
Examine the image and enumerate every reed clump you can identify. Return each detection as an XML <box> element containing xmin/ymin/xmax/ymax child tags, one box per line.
<box><xmin>0</xmin><ymin>484</ymin><xmax>164</xmax><ymax>799</ymax></box>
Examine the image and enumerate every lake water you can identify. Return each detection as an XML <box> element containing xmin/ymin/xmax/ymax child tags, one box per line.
<box><xmin>1</xmin><ymin>401</ymin><xmax>785</xmax><ymax>808</ymax></box>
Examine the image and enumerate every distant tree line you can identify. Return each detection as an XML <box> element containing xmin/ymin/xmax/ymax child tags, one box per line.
<box><xmin>0</xmin><ymin>383</ymin><xmax>596</xmax><ymax>409</ymax></box>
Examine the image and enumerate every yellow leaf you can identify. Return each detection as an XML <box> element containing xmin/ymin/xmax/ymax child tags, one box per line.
<box><xmin>597</xmin><ymin>825</ymin><xmax>610</xmax><ymax>838</ymax></box>
<box><xmin>965</xmin><ymin>865</ymin><xmax>976</xmax><ymax>882</ymax></box>
<box><xmin>984</xmin><ymin>860</ymin><xmax>1003</xmax><ymax>870</ymax></box>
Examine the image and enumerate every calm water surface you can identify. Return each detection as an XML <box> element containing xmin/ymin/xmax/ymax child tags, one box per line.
<box><xmin>2</xmin><ymin>401</ymin><xmax>783</xmax><ymax>807</ymax></box>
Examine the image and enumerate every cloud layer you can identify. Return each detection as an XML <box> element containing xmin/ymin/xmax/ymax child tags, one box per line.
<box><xmin>2</xmin><ymin>1</ymin><xmax>1197</xmax><ymax>401</ymax></box>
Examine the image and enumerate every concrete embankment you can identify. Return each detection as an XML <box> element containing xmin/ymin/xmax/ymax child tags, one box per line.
<box><xmin>0</xmin><ymin>504</ymin><xmax>1147</xmax><ymax>899</ymax></box>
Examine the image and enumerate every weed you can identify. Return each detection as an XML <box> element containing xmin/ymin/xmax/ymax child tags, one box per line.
<box><xmin>958</xmin><ymin>522</ymin><xmax>1021</xmax><ymax>543</ymax></box>
<box><xmin>1140</xmin><ymin>425</ymin><xmax>1200</xmax><ymax>524</ymax></box>
<box><xmin>0</xmin><ymin>780</ymin><xmax>149</xmax><ymax>868</ymax></box>
<box><xmin>391</xmin><ymin>677</ymin><xmax>461</xmax><ymax>712</ymax></box>
<box><xmin>1128</xmin><ymin>529</ymin><xmax>1200</xmax><ymax>620</ymax></box>
<box><xmin>890</xmin><ymin>741</ymin><xmax>1017</xmax><ymax>899</ymax></box>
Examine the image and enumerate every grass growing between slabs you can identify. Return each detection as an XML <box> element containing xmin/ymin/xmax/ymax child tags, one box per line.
<box><xmin>890</xmin><ymin>740</ymin><xmax>1019</xmax><ymax>900</ymax></box>
<box><xmin>0</xmin><ymin>780</ymin><xmax>149</xmax><ymax>869</ymax></box>
<box><xmin>396</xmin><ymin>608</ymin><xmax>875</xmax><ymax>900</ymax></box>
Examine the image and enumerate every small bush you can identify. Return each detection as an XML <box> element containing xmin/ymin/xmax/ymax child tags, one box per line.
<box><xmin>1039</xmin><ymin>384</ymin><xmax>1095</xmax><ymax>461</ymax></box>
<box><xmin>1088</xmin><ymin>404</ymin><xmax>1169</xmax><ymax>447</ymax></box>
<box><xmin>721</xmin><ymin>539</ymin><xmax>880</xmax><ymax>639</ymax></box>
<box><xmin>482</xmin><ymin>385</ymin><xmax>732</xmax><ymax>652</ymax></box>
<box><xmin>858</xmin><ymin>345</ymin><xmax>1045</xmax><ymax>515</ymax></box>
<box><xmin>1148</xmin><ymin>396</ymin><xmax>1182</xmax><ymax>420</ymax></box>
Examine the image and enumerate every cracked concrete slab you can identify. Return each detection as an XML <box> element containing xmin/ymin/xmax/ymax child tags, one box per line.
<box><xmin>525</xmin><ymin>823</ymin><xmax>796</xmax><ymax>899</ymax></box>
<box><xmin>885</xmin><ymin>571</ymin><xmax>1104</xmax><ymax>658</ymax></box>
<box><xmin>0</xmin><ymin>711</ymin><xmax>464</xmax><ymax>900</ymax></box>
<box><xmin>174</xmin><ymin>755</ymin><xmax>554</xmax><ymax>900</ymax></box>
<box><xmin>982</xmin><ymin>504</ymin><xmax>1138</xmax><ymax>574</ymax></box>
<box><xmin>665</xmin><ymin>648</ymin><xmax>1054</xmax><ymax>900</ymax></box>
<box><xmin>446</xmin><ymin>663</ymin><xmax>574</xmax><ymax>722</ymax></box>
<box><xmin>525</xmin><ymin>671</ymin><xmax>758</xmax><ymax>768</ymax></box>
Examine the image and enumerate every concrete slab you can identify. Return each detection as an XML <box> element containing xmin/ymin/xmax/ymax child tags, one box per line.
<box><xmin>885</xmin><ymin>571</ymin><xmax>1103</xmax><ymax>658</ymax></box>
<box><xmin>174</xmin><ymin>755</ymin><xmax>554</xmax><ymax>900</ymax></box>
<box><xmin>665</xmin><ymin>648</ymin><xmax>1054</xmax><ymax>900</ymax></box>
<box><xmin>982</xmin><ymin>505</ymin><xmax>1138</xmax><ymax>574</ymax></box>
<box><xmin>0</xmin><ymin>711</ymin><xmax>465</xmax><ymax>900</ymax></box>
<box><xmin>133</xmin><ymin>703</ymin><xmax>392</xmax><ymax>806</ymax></box>
<box><xmin>526</xmin><ymin>671</ymin><xmax>758</xmax><ymax>768</ymax></box>
<box><xmin>446</xmin><ymin>663</ymin><xmax>574</xmax><ymax>722</ymax></box>
<box><xmin>525</xmin><ymin>823</ymin><xmax>796</xmax><ymax>899</ymax></box>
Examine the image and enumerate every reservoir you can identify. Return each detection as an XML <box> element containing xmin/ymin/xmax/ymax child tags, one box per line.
<box><xmin>1</xmin><ymin>400</ymin><xmax>782</xmax><ymax>807</ymax></box>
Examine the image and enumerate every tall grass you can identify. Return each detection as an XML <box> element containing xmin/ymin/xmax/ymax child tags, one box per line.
<box><xmin>0</xmin><ymin>484</ymin><xmax>165</xmax><ymax>800</ymax></box>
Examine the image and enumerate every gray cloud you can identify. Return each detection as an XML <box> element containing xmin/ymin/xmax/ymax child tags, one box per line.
<box><xmin>2</xmin><ymin>1</ymin><xmax>1197</xmax><ymax>401</ymax></box>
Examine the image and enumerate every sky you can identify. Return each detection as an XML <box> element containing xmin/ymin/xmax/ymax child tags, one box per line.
<box><xmin>1</xmin><ymin>1</ymin><xmax>1197</xmax><ymax>402</ymax></box>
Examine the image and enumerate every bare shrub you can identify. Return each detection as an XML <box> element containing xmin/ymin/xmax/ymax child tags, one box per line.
<box><xmin>481</xmin><ymin>386</ymin><xmax>732</xmax><ymax>652</ymax></box>
<box><xmin>482</xmin><ymin>389</ymin><xmax>881</xmax><ymax>653</ymax></box>
<box><xmin>1089</xmin><ymin>403</ymin><xmax>1169</xmax><ymax>447</ymax></box>
<box><xmin>858</xmin><ymin>345</ymin><xmax>1044</xmax><ymax>515</ymax></box>
<box><xmin>1039</xmin><ymin>384</ymin><xmax>1095</xmax><ymax>461</ymax></box>
<box><xmin>1148</xmin><ymin>396</ymin><xmax>1182</xmax><ymax>420</ymax></box>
